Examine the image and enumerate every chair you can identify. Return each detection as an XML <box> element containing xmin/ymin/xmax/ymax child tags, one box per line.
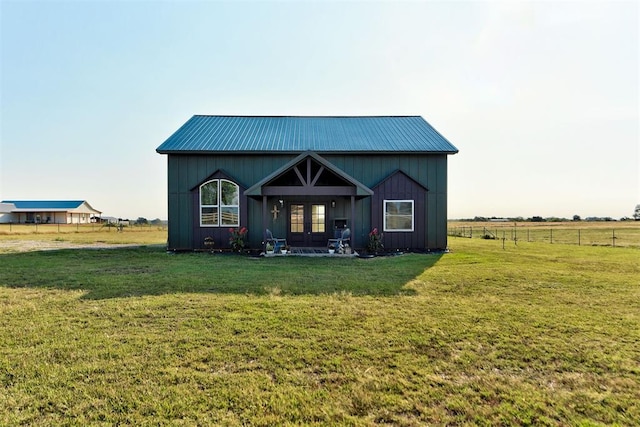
<box><xmin>265</xmin><ymin>229</ymin><xmax>287</xmax><ymax>252</ymax></box>
<box><xmin>328</xmin><ymin>228</ymin><xmax>350</xmax><ymax>252</ymax></box>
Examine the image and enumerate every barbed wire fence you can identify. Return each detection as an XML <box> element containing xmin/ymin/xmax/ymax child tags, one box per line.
<box><xmin>448</xmin><ymin>225</ymin><xmax>640</xmax><ymax>248</ymax></box>
<box><xmin>0</xmin><ymin>222</ymin><xmax>166</xmax><ymax>234</ymax></box>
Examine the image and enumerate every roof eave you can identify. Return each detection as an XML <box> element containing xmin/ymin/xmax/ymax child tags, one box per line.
<box><xmin>12</xmin><ymin>209</ymin><xmax>71</xmax><ymax>212</ymax></box>
<box><xmin>157</xmin><ymin>149</ymin><xmax>459</xmax><ymax>155</ymax></box>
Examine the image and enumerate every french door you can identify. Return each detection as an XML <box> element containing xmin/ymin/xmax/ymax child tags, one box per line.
<box><xmin>288</xmin><ymin>203</ymin><xmax>327</xmax><ymax>246</ymax></box>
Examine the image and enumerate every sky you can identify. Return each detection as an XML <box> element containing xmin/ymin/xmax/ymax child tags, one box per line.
<box><xmin>1</xmin><ymin>0</ymin><xmax>638</xmax><ymax>220</ymax></box>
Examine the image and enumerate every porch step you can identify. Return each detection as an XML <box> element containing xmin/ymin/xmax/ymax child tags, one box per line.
<box><xmin>291</xmin><ymin>247</ymin><xmax>328</xmax><ymax>254</ymax></box>
<box><xmin>266</xmin><ymin>247</ymin><xmax>358</xmax><ymax>257</ymax></box>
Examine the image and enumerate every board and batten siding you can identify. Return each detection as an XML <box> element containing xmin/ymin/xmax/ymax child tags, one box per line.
<box><xmin>326</xmin><ymin>154</ymin><xmax>449</xmax><ymax>250</ymax></box>
<box><xmin>167</xmin><ymin>154</ymin><xmax>302</xmax><ymax>250</ymax></box>
<box><xmin>371</xmin><ymin>171</ymin><xmax>425</xmax><ymax>250</ymax></box>
<box><xmin>165</xmin><ymin>153</ymin><xmax>449</xmax><ymax>251</ymax></box>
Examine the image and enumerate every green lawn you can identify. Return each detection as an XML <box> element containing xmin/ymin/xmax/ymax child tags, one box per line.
<box><xmin>1</xmin><ymin>238</ymin><xmax>638</xmax><ymax>425</ymax></box>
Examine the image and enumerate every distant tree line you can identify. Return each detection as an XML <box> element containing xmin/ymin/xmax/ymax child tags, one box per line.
<box><xmin>457</xmin><ymin>215</ymin><xmax>634</xmax><ymax>223</ymax></box>
<box><xmin>133</xmin><ymin>217</ymin><xmax>166</xmax><ymax>225</ymax></box>
<box><xmin>106</xmin><ymin>218</ymin><xmax>166</xmax><ymax>227</ymax></box>
<box><xmin>456</xmin><ymin>205</ymin><xmax>640</xmax><ymax>222</ymax></box>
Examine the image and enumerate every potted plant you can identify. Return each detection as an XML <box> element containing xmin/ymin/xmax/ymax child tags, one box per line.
<box><xmin>328</xmin><ymin>244</ymin><xmax>335</xmax><ymax>254</ymax></box>
<box><xmin>265</xmin><ymin>242</ymin><xmax>274</xmax><ymax>254</ymax></box>
<box><xmin>281</xmin><ymin>244</ymin><xmax>290</xmax><ymax>255</ymax></box>
<box><xmin>367</xmin><ymin>227</ymin><xmax>384</xmax><ymax>255</ymax></box>
<box><xmin>228</xmin><ymin>227</ymin><xmax>248</xmax><ymax>253</ymax></box>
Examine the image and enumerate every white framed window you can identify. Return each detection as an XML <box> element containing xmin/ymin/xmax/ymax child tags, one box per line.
<box><xmin>383</xmin><ymin>200</ymin><xmax>414</xmax><ymax>232</ymax></box>
<box><xmin>200</xmin><ymin>179</ymin><xmax>239</xmax><ymax>227</ymax></box>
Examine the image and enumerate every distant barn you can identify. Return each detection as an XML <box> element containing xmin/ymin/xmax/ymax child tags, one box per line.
<box><xmin>0</xmin><ymin>200</ymin><xmax>101</xmax><ymax>224</ymax></box>
<box><xmin>156</xmin><ymin>116</ymin><xmax>458</xmax><ymax>252</ymax></box>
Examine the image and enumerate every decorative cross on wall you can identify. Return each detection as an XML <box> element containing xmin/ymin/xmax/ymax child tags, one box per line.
<box><xmin>271</xmin><ymin>204</ymin><xmax>280</xmax><ymax>220</ymax></box>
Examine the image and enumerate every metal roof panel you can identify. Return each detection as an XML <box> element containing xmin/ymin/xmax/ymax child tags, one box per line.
<box><xmin>1</xmin><ymin>200</ymin><xmax>85</xmax><ymax>209</ymax></box>
<box><xmin>156</xmin><ymin>116</ymin><xmax>458</xmax><ymax>154</ymax></box>
<box><xmin>0</xmin><ymin>200</ymin><xmax>101</xmax><ymax>214</ymax></box>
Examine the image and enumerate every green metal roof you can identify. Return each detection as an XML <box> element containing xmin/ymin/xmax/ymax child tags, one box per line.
<box><xmin>156</xmin><ymin>116</ymin><xmax>458</xmax><ymax>154</ymax></box>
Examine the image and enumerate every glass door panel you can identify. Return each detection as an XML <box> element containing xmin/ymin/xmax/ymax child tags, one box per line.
<box><xmin>311</xmin><ymin>204</ymin><xmax>325</xmax><ymax>233</ymax></box>
<box><xmin>290</xmin><ymin>204</ymin><xmax>304</xmax><ymax>233</ymax></box>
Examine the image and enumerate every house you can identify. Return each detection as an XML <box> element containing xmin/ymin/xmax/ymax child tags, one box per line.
<box><xmin>0</xmin><ymin>202</ymin><xmax>16</xmax><ymax>223</ymax></box>
<box><xmin>0</xmin><ymin>200</ymin><xmax>102</xmax><ymax>224</ymax></box>
<box><xmin>156</xmin><ymin>116</ymin><xmax>458</xmax><ymax>252</ymax></box>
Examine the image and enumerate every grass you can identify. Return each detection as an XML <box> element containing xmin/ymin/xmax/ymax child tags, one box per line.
<box><xmin>0</xmin><ymin>236</ymin><xmax>639</xmax><ymax>425</ymax></box>
<box><xmin>0</xmin><ymin>223</ymin><xmax>167</xmax><ymax>246</ymax></box>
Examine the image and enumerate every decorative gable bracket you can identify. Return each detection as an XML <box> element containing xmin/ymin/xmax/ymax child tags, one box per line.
<box><xmin>244</xmin><ymin>151</ymin><xmax>373</xmax><ymax>198</ymax></box>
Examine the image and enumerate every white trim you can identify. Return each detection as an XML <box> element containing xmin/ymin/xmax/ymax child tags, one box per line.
<box><xmin>199</xmin><ymin>179</ymin><xmax>240</xmax><ymax>227</ymax></box>
<box><xmin>383</xmin><ymin>199</ymin><xmax>414</xmax><ymax>232</ymax></box>
<box><xmin>200</xmin><ymin>180</ymin><xmax>218</xmax><ymax>227</ymax></box>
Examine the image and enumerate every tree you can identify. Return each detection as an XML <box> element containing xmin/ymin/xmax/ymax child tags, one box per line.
<box><xmin>136</xmin><ymin>217</ymin><xmax>148</xmax><ymax>225</ymax></box>
<box><xmin>573</xmin><ymin>215</ymin><xmax>581</xmax><ymax>221</ymax></box>
<box><xmin>634</xmin><ymin>205</ymin><xmax>640</xmax><ymax>221</ymax></box>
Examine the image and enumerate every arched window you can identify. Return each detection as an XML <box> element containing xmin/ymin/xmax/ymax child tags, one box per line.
<box><xmin>200</xmin><ymin>179</ymin><xmax>239</xmax><ymax>227</ymax></box>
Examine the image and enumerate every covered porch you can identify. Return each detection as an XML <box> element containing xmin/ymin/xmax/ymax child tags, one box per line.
<box><xmin>245</xmin><ymin>152</ymin><xmax>373</xmax><ymax>251</ymax></box>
